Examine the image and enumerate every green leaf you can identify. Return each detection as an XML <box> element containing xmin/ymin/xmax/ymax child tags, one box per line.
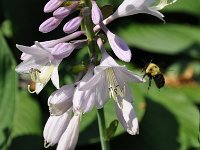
<box><xmin>118</xmin><ymin>23</ymin><xmax>200</xmax><ymax>54</ymax></box>
<box><xmin>0</xmin><ymin>20</ymin><xmax>13</xmax><ymax>38</ymax></box>
<box><xmin>0</xmin><ymin>30</ymin><xmax>16</xmax><ymax>150</ymax></box>
<box><xmin>105</xmin><ymin>120</ymin><xmax>119</xmax><ymax>141</ymax></box>
<box><xmin>143</xmin><ymin>85</ymin><xmax>199</xmax><ymax>150</ymax></box>
<box><xmin>163</xmin><ymin>0</ymin><xmax>200</xmax><ymax>16</ymax></box>
<box><xmin>9</xmin><ymin>91</ymin><xmax>42</xmax><ymax>150</ymax></box>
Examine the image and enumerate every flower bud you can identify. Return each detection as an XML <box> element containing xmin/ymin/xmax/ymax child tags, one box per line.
<box><xmin>56</xmin><ymin>114</ymin><xmax>81</xmax><ymax>150</ymax></box>
<box><xmin>53</xmin><ymin>2</ymin><xmax>79</xmax><ymax>19</ymax></box>
<box><xmin>91</xmin><ymin>1</ymin><xmax>103</xmax><ymax>25</ymax></box>
<box><xmin>99</xmin><ymin>23</ymin><xmax>131</xmax><ymax>62</ymax></box>
<box><xmin>51</xmin><ymin>43</ymin><xmax>75</xmax><ymax>59</ymax></box>
<box><xmin>39</xmin><ymin>17</ymin><xmax>62</xmax><ymax>33</ymax></box>
<box><xmin>44</xmin><ymin>0</ymin><xmax>64</xmax><ymax>13</ymax></box>
<box><xmin>48</xmin><ymin>85</ymin><xmax>75</xmax><ymax>116</ymax></box>
<box><xmin>43</xmin><ymin>110</ymin><xmax>72</xmax><ymax>148</ymax></box>
<box><xmin>63</xmin><ymin>17</ymin><xmax>82</xmax><ymax>34</ymax></box>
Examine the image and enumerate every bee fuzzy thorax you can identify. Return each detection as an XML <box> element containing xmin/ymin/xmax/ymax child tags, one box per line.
<box><xmin>145</xmin><ymin>63</ymin><xmax>160</xmax><ymax>77</ymax></box>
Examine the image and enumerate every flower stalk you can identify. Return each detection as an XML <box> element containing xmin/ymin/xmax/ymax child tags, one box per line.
<box><xmin>83</xmin><ymin>0</ymin><xmax>110</xmax><ymax>149</ymax></box>
<box><xmin>82</xmin><ymin>0</ymin><xmax>97</xmax><ymax>60</ymax></box>
<box><xmin>97</xmin><ymin>108</ymin><xmax>110</xmax><ymax>150</ymax></box>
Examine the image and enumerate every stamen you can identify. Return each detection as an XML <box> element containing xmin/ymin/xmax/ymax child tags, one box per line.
<box><xmin>105</xmin><ymin>68</ymin><xmax>125</xmax><ymax>108</ymax></box>
<box><xmin>44</xmin><ymin>140</ymin><xmax>52</xmax><ymax>148</ymax></box>
<box><xmin>27</xmin><ymin>84</ymin><xmax>36</xmax><ymax>93</ymax></box>
<box><xmin>29</xmin><ymin>68</ymin><xmax>41</xmax><ymax>83</ymax></box>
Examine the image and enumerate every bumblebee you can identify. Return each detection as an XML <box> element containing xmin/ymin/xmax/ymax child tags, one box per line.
<box><xmin>143</xmin><ymin>63</ymin><xmax>165</xmax><ymax>92</ymax></box>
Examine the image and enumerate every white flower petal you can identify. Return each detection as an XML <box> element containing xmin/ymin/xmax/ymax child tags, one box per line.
<box><xmin>43</xmin><ymin>109</ymin><xmax>72</xmax><ymax>147</ymax></box>
<box><xmin>79</xmin><ymin>73</ymin><xmax>102</xmax><ymax>91</ymax></box>
<box><xmin>15</xmin><ymin>56</ymin><xmax>49</xmax><ymax>74</ymax></box>
<box><xmin>48</xmin><ymin>85</ymin><xmax>74</xmax><ymax>116</ymax></box>
<box><xmin>16</xmin><ymin>44</ymin><xmax>49</xmax><ymax>56</ymax></box>
<box><xmin>35</xmin><ymin>82</ymin><xmax>46</xmax><ymax>94</ymax></box>
<box><xmin>83</xmin><ymin>89</ymin><xmax>96</xmax><ymax>113</ymax></box>
<box><xmin>95</xmin><ymin>74</ymin><xmax>109</xmax><ymax>109</ymax></box>
<box><xmin>119</xmin><ymin>67</ymin><xmax>145</xmax><ymax>83</ymax></box>
<box><xmin>51</xmin><ymin>67</ymin><xmax>60</xmax><ymax>89</ymax></box>
<box><xmin>99</xmin><ymin>52</ymin><xmax>119</xmax><ymax>67</ymax></box>
<box><xmin>56</xmin><ymin>114</ymin><xmax>81</xmax><ymax>150</ymax></box>
<box><xmin>115</xmin><ymin>98</ymin><xmax>139</xmax><ymax>135</ymax></box>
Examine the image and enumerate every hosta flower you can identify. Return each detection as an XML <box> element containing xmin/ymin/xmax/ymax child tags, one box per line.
<box><xmin>53</xmin><ymin>2</ymin><xmax>79</xmax><ymax>19</ymax></box>
<box><xmin>47</xmin><ymin>66</ymin><xmax>95</xmax><ymax>150</ymax></box>
<box><xmin>39</xmin><ymin>17</ymin><xmax>63</xmax><ymax>33</ymax></box>
<box><xmin>15</xmin><ymin>42</ymin><xmax>65</xmax><ymax>94</ymax></box>
<box><xmin>91</xmin><ymin>2</ymin><xmax>132</xmax><ymax>62</ymax></box>
<box><xmin>99</xmin><ymin>23</ymin><xmax>132</xmax><ymax>62</ymax></box>
<box><xmin>63</xmin><ymin>16</ymin><xmax>83</xmax><ymax>34</ymax></box>
<box><xmin>44</xmin><ymin>0</ymin><xmax>65</xmax><ymax>13</ymax></box>
<box><xmin>94</xmin><ymin>0</ymin><xmax>177</xmax><ymax>31</ymax></box>
<box><xmin>43</xmin><ymin>109</ymin><xmax>72</xmax><ymax>148</ymax></box>
<box><xmin>80</xmin><ymin>38</ymin><xmax>144</xmax><ymax>134</ymax></box>
<box><xmin>110</xmin><ymin>0</ymin><xmax>172</xmax><ymax>22</ymax></box>
<box><xmin>56</xmin><ymin>114</ymin><xmax>81</xmax><ymax>150</ymax></box>
<box><xmin>73</xmin><ymin>65</ymin><xmax>96</xmax><ymax>114</ymax></box>
<box><xmin>48</xmin><ymin>84</ymin><xmax>75</xmax><ymax>116</ymax></box>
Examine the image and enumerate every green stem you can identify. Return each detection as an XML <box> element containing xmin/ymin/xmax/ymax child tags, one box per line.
<box><xmin>82</xmin><ymin>1</ymin><xmax>110</xmax><ymax>149</ymax></box>
<box><xmin>82</xmin><ymin>0</ymin><xmax>97</xmax><ymax>59</ymax></box>
<box><xmin>97</xmin><ymin>108</ymin><xmax>110</xmax><ymax>150</ymax></box>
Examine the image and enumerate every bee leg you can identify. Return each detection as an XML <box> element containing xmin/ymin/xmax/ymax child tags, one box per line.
<box><xmin>147</xmin><ymin>77</ymin><xmax>152</xmax><ymax>95</ymax></box>
<box><xmin>142</xmin><ymin>73</ymin><xmax>147</xmax><ymax>79</ymax></box>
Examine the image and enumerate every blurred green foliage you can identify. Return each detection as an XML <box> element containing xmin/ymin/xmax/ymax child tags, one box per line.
<box><xmin>0</xmin><ymin>0</ymin><xmax>200</xmax><ymax>150</ymax></box>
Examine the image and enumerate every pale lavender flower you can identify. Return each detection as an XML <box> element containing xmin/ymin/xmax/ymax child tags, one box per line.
<box><xmin>44</xmin><ymin>0</ymin><xmax>65</xmax><ymax>13</ymax></box>
<box><xmin>48</xmin><ymin>84</ymin><xmax>75</xmax><ymax>116</ymax></box>
<box><xmin>93</xmin><ymin>0</ymin><xmax>177</xmax><ymax>31</ymax></box>
<box><xmin>73</xmin><ymin>65</ymin><xmax>96</xmax><ymax>114</ymax></box>
<box><xmin>63</xmin><ymin>16</ymin><xmax>83</xmax><ymax>34</ymax></box>
<box><xmin>91</xmin><ymin>1</ymin><xmax>103</xmax><ymax>25</ymax></box>
<box><xmin>100</xmin><ymin>23</ymin><xmax>132</xmax><ymax>62</ymax></box>
<box><xmin>15</xmin><ymin>42</ymin><xmax>63</xmax><ymax>94</ymax></box>
<box><xmin>43</xmin><ymin>109</ymin><xmax>72</xmax><ymax>148</ymax></box>
<box><xmin>53</xmin><ymin>2</ymin><xmax>79</xmax><ymax>19</ymax></box>
<box><xmin>51</xmin><ymin>43</ymin><xmax>75</xmax><ymax>59</ymax></box>
<box><xmin>80</xmin><ymin>38</ymin><xmax>144</xmax><ymax>134</ymax></box>
<box><xmin>91</xmin><ymin>3</ymin><xmax>132</xmax><ymax>62</ymax></box>
<box><xmin>39</xmin><ymin>17</ymin><xmax>63</xmax><ymax>33</ymax></box>
<box><xmin>56</xmin><ymin>114</ymin><xmax>81</xmax><ymax>150</ymax></box>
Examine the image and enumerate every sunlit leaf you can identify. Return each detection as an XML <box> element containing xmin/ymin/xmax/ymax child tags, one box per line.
<box><xmin>9</xmin><ymin>91</ymin><xmax>42</xmax><ymax>150</ymax></box>
<box><xmin>0</xmin><ymin>31</ymin><xmax>16</xmax><ymax>150</ymax></box>
<box><xmin>118</xmin><ymin>24</ymin><xmax>200</xmax><ymax>54</ymax></box>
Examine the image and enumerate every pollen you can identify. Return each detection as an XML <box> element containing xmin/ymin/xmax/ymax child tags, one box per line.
<box><xmin>105</xmin><ymin>68</ymin><xmax>125</xmax><ymax>108</ymax></box>
<box><xmin>29</xmin><ymin>65</ymin><xmax>54</xmax><ymax>84</ymax></box>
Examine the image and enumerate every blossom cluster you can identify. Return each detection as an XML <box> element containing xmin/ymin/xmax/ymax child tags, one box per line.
<box><xmin>15</xmin><ymin>0</ymin><xmax>176</xmax><ymax>149</ymax></box>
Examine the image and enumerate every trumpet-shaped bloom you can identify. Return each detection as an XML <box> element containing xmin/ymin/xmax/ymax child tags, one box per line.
<box><xmin>56</xmin><ymin>114</ymin><xmax>81</xmax><ymax>150</ymax></box>
<box><xmin>43</xmin><ymin>109</ymin><xmax>72</xmax><ymax>148</ymax></box>
<box><xmin>91</xmin><ymin>2</ymin><xmax>132</xmax><ymax>62</ymax></box>
<box><xmin>93</xmin><ymin>0</ymin><xmax>177</xmax><ymax>31</ymax></box>
<box><xmin>80</xmin><ymin>39</ymin><xmax>144</xmax><ymax>134</ymax></box>
<box><xmin>15</xmin><ymin>42</ymin><xmax>63</xmax><ymax>94</ymax></box>
<box><xmin>73</xmin><ymin>65</ymin><xmax>96</xmax><ymax>114</ymax></box>
<box><xmin>48</xmin><ymin>84</ymin><xmax>75</xmax><ymax>116</ymax></box>
<box><xmin>110</xmin><ymin>0</ymin><xmax>164</xmax><ymax>21</ymax></box>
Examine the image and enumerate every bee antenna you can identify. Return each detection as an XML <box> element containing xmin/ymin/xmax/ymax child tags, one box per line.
<box><xmin>150</xmin><ymin>59</ymin><xmax>153</xmax><ymax>63</ymax></box>
<box><xmin>139</xmin><ymin>58</ymin><xmax>147</xmax><ymax>64</ymax></box>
